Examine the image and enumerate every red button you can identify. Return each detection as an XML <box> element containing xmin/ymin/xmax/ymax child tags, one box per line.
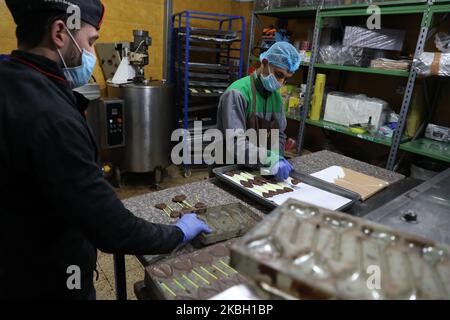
<box><xmin>117</xmin><ymin>118</ymin><xmax>123</xmax><ymax>124</ymax></box>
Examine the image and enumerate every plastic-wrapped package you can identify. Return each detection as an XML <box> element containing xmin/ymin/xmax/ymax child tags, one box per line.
<box><xmin>318</xmin><ymin>45</ymin><xmax>364</xmax><ymax>66</ymax></box>
<box><xmin>388</xmin><ymin>112</ymin><xmax>400</xmax><ymax>123</ymax></box>
<box><xmin>414</xmin><ymin>52</ymin><xmax>450</xmax><ymax>77</ymax></box>
<box><xmin>323</xmin><ymin>0</ymin><xmax>344</xmax><ymax>6</ymax></box>
<box><xmin>425</xmin><ymin>124</ymin><xmax>450</xmax><ymax>143</ymax></box>
<box><xmin>435</xmin><ymin>32</ymin><xmax>450</xmax><ymax>53</ymax></box>
<box><xmin>323</xmin><ymin>92</ymin><xmax>389</xmax><ymax>130</ymax></box>
<box><xmin>343</xmin><ymin>26</ymin><xmax>406</xmax><ymax>51</ymax></box>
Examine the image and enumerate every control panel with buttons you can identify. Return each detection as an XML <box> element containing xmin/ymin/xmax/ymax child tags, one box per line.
<box><xmin>106</xmin><ymin>102</ymin><xmax>125</xmax><ymax>147</ymax></box>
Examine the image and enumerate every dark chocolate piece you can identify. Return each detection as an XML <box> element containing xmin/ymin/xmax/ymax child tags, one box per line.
<box><xmin>209</xmin><ymin>244</ymin><xmax>230</xmax><ymax>257</ymax></box>
<box><xmin>194</xmin><ymin>202</ymin><xmax>207</xmax><ymax>215</ymax></box>
<box><xmin>170</xmin><ymin>210</ymin><xmax>181</xmax><ymax>219</ymax></box>
<box><xmin>195</xmin><ymin>202</ymin><xmax>206</xmax><ymax>209</ymax></box>
<box><xmin>155</xmin><ymin>203</ymin><xmax>167</xmax><ymax>210</ymax></box>
<box><xmin>241</xmin><ymin>181</ymin><xmax>253</xmax><ymax>188</ymax></box>
<box><xmin>172</xmin><ymin>195</ymin><xmax>187</xmax><ymax>203</ymax></box>
<box><xmin>150</xmin><ymin>264</ymin><xmax>173</xmax><ymax>278</ymax></box>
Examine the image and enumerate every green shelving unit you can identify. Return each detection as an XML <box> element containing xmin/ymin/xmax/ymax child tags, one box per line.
<box><xmin>396</xmin><ymin>2</ymin><xmax>450</xmax><ymax>166</ymax></box>
<box><xmin>286</xmin><ymin>115</ymin><xmax>409</xmax><ymax>146</ymax></box>
<box><xmin>314</xmin><ymin>63</ymin><xmax>410</xmax><ymax>77</ymax></box>
<box><xmin>400</xmin><ymin>138</ymin><xmax>450</xmax><ymax>163</ymax></box>
<box><xmin>254</xmin><ymin>6</ymin><xmax>317</xmax><ymax>18</ymax></box>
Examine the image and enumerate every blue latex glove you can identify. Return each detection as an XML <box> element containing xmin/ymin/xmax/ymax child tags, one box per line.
<box><xmin>271</xmin><ymin>158</ymin><xmax>294</xmax><ymax>181</ymax></box>
<box><xmin>175</xmin><ymin>214</ymin><xmax>213</xmax><ymax>244</ymax></box>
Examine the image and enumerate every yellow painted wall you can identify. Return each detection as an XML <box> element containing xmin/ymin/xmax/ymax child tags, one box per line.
<box><xmin>0</xmin><ymin>0</ymin><xmax>252</xmax><ymax>92</ymax></box>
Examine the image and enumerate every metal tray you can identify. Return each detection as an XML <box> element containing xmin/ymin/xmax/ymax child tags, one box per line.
<box><xmin>188</xmin><ymin>80</ymin><xmax>229</xmax><ymax>88</ymax></box>
<box><xmin>186</xmin><ymin>72</ymin><xmax>231</xmax><ymax>81</ymax></box>
<box><xmin>195</xmin><ymin>203</ymin><xmax>262</xmax><ymax>246</ymax></box>
<box><xmin>231</xmin><ymin>199</ymin><xmax>450</xmax><ymax>300</ymax></box>
<box><xmin>178</xmin><ymin>27</ymin><xmax>238</xmax><ymax>39</ymax></box>
<box><xmin>184</xmin><ymin>45</ymin><xmax>232</xmax><ymax>53</ymax></box>
<box><xmin>189</xmin><ymin>88</ymin><xmax>224</xmax><ymax>98</ymax></box>
<box><xmin>179</xmin><ymin>34</ymin><xmax>239</xmax><ymax>45</ymax></box>
<box><xmin>213</xmin><ymin>165</ymin><xmax>360</xmax><ymax>212</ymax></box>
<box><xmin>182</xmin><ymin>62</ymin><xmax>231</xmax><ymax>72</ymax></box>
<box><xmin>144</xmin><ymin>240</ymin><xmax>249</xmax><ymax>300</ymax></box>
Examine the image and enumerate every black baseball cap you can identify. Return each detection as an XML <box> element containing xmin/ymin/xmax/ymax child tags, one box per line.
<box><xmin>6</xmin><ymin>0</ymin><xmax>105</xmax><ymax>30</ymax></box>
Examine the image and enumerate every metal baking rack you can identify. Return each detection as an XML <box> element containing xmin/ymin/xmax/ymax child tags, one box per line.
<box><xmin>173</xmin><ymin>11</ymin><xmax>246</xmax><ymax>178</ymax></box>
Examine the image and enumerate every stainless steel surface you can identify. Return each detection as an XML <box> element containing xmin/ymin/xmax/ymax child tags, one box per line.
<box><xmin>110</xmin><ymin>81</ymin><xmax>174</xmax><ymax>173</ymax></box>
<box><xmin>365</xmin><ymin>168</ymin><xmax>450</xmax><ymax>245</ymax></box>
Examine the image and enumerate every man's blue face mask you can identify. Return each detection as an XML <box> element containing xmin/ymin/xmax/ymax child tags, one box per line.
<box><xmin>57</xmin><ymin>27</ymin><xmax>97</xmax><ymax>89</ymax></box>
<box><xmin>260</xmin><ymin>65</ymin><xmax>282</xmax><ymax>92</ymax></box>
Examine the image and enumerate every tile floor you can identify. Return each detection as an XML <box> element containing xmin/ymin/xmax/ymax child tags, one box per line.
<box><xmin>94</xmin><ymin>164</ymin><xmax>210</xmax><ymax>300</ymax></box>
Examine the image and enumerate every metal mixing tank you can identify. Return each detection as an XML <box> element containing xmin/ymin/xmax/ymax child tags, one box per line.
<box><xmin>110</xmin><ymin>81</ymin><xmax>174</xmax><ymax>175</ymax></box>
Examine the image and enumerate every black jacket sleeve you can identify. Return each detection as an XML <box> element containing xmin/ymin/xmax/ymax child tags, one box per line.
<box><xmin>29</xmin><ymin>116</ymin><xmax>184</xmax><ymax>255</ymax></box>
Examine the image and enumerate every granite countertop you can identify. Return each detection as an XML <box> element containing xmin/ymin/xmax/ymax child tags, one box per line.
<box><xmin>122</xmin><ymin>150</ymin><xmax>404</xmax><ymax>265</ymax></box>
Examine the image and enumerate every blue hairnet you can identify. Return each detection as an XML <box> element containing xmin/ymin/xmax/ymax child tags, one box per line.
<box><xmin>260</xmin><ymin>42</ymin><xmax>301</xmax><ymax>73</ymax></box>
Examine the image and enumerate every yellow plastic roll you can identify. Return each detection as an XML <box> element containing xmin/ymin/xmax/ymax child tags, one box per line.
<box><xmin>310</xmin><ymin>73</ymin><xmax>327</xmax><ymax>121</ymax></box>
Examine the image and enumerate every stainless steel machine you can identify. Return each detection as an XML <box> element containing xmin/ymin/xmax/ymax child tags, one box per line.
<box><xmin>96</xmin><ymin>30</ymin><xmax>175</xmax><ymax>185</ymax></box>
<box><xmin>74</xmin><ymin>84</ymin><xmax>125</xmax><ymax>186</ymax></box>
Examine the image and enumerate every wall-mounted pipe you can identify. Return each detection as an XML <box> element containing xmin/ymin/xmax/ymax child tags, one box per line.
<box><xmin>163</xmin><ymin>0</ymin><xmax>173</xmax><ymax>82</ymax></box>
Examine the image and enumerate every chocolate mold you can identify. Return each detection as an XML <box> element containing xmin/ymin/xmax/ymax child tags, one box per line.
<box><xmin>231</xmin><ymin>199</ymin><xmax>450</xmax><ymax>300</ymax></box>
<box><xmin>196</xmin><ymin>203</ymin><xmax>262</xmax><ymax>246</ymax></box>
<box><xmin>144</xmin><ymin>240</ymin><xmax>249</xmax><ymax>300</ymax></box>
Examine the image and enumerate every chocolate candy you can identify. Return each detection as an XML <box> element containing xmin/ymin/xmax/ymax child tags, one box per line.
<box><xmin>291</xmin><ymin>179</ymin><xmax>301</xmax><ymax>185</ymax></box>
<box><xmin>241</xmin><ymin>181</ymin><xmax>253</xmax><ymax>188</ymax></box>
<box><xmin>155</xmin><ymin>203</ymin><xmax>167</xmax><ymax>210</ymax></box>
<box><xmin>195</xmin><ymin>202</ymin><xmax>206</xmax><ymax>209</ymax></box>
<box><xmin>170</xmin><ymin>210</ymin><xmax>181</xmax><ymax>219</ymax></box>
<box><xmin>194</xmin><ymin>202</ymin><xmax>207</xmax><ymax>215</ymax></box>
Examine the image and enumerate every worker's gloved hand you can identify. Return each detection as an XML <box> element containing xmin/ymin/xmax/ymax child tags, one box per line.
<box><xmin>175</xmin><ymin>214</ymin><xmax>213</xmax><ymax>244</ymax></box>
<box><xmin>271</xmin><ymin>158</ymin><xmax>294</xmax><ymax>181</ymax></box>
<box><xmin>263</xmin><ymin>150</ymin><xmax>294</xmax><ymax>181</ymax></box>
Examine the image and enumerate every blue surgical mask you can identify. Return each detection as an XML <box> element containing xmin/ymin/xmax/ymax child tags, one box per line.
<box><xmin>57</xmin><ymin>27</ymin><xmax>97</xmax><ymax>89</ymax></box>
<box><xmin>260</xmin><ymin>65</ymin><xmax>282</xmax><ymax>92</ymax></box>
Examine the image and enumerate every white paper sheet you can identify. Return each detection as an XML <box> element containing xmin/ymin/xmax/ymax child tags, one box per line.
<box><xmin>311</xmin><ymin>166</ymin><xmax>346</xmax><ymax>183</ymax></box>
<box><xmin>222</xmin><ymin>171</ymin><xmax>352</xmax><ymax>211</ymax></box>
<box><xmin>270</xmin><ymin>182</ymin><xmax>352</xmax><ymax>210</ymax></box>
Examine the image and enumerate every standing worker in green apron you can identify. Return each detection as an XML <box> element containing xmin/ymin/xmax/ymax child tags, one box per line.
<box><xmin>217</xmin><ymin>42</ymin><xmax>301</xmax><ymax>180</ymax></box>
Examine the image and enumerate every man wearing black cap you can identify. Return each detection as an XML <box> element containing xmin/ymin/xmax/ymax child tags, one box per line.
<box><xmin>0</xmin><ymin>0</ymin><xmax>211</xmax><ymax>300</ymax></box>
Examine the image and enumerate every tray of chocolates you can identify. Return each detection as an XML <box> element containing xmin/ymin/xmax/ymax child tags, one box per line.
<box><xmin>195</xmin><ymin>203</ymin><xmax>262</xmax><ymax>246</ymax></box>
<box><xmin>144</xmin><ymin>240</ymin><xmax>250</xmax><ymax>300</ymax></box>
<box><xmin>213</xmin><ymin>165</ymin><xmax>360</xmax><ymax>212</ymax></box>
<box><xmin>230</xmin><ymin>199</ymin><xmax>450</xmax><ymax>300</ymax></box>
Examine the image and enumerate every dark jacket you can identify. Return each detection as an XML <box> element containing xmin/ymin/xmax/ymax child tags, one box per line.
<box><xmin>0</xmin><ymin>51</ymin><xmax>183</xmax><ymax>300</ymax></box>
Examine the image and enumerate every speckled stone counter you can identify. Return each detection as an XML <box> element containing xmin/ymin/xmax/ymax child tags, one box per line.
<box><xmin>122</xmin><ymin>150</ymin><xmax>404</xmax><ymax>266</ymax></box>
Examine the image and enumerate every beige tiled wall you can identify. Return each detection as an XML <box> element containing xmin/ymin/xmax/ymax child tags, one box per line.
<box><xmin>0</xmin><ymin>0</ymin><xmax>252</xmax><ymax>93</ymax></box>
